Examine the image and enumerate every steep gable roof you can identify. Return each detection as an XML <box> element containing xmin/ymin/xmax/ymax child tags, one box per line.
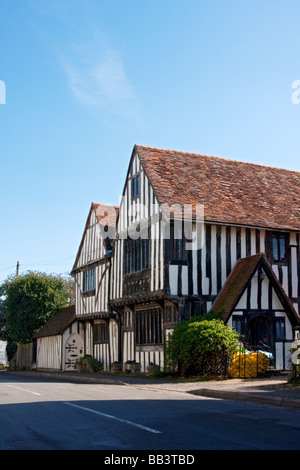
<box><xmin>71</xmin><ymin>202</ymin><xmax>119</xmax><ymax>273</ymax></box>
<box><xmin>212</xmin><ymin>253</ymin><xmax>300</xmax><ymax>326</ymax></box>
<box><xmin>33</xmin><ymin>305</ymin><xmax>76</xmax><ymax>338</ymax></box>
<box><xmin>135</xmin><ymin>145</ymin><xmax>300</xmax><ymax>231</ymax></box>
<box><xmin>93</xmin><ymin>202</ymin><xmax>119</xmax><ymax>228</ymax></box>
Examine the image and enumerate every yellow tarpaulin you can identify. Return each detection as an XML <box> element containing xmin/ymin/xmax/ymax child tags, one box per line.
<box><xmin>228</xmin><ymin>352</ymin><xmax>270</xmax><ymax>378</ymax></box>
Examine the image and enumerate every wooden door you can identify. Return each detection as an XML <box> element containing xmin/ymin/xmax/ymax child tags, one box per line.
<box><xmin>248</xmin><ymin>314</ymin><xmax>274</xmax><ymax>357</ymax></box>
<box><xmin>64</xmin><ymin>333</ymin><xmax>84</xmax><ymax>371</ymax></box>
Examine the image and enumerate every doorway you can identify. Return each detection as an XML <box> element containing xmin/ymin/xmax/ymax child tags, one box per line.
<box><xmin>64</xmin><ymin>333</ymin><xmax>84</xmax><ymax>371</ymax></box>
<box><xmin>248</xmin><ymin>314</ymin><xmax>274</xmax><ymax>359</ymax></box>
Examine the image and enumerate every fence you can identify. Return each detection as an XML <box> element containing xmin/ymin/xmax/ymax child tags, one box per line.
<box><xmin>10</xmin><ymin>343</ymin><xmax>34</xmax><ymax>370</ymax></box>
<box><xmin>228</xmin><ymin>342</ymin><xmax>272</xmax><ymax>378</ymax></box>
<box><xmin>174</xmin><ymin>347</ymin><xmax>230</xmax><ymax>378</ymax></box>
<box><xmin>198</xmin><ymin>348</ymin><xmax>230</xmax><ymax>377</ymax></box>
<box><xmin>173</xmin><ymin>342</ymin><xmax>273</xmax><ymax>378</ymax></box>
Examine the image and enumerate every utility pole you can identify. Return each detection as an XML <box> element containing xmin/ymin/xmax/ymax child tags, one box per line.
<box><xmin>16</xmin><ymin>261</ymin><xmax>19</xmax><ymax>279</ymax></box>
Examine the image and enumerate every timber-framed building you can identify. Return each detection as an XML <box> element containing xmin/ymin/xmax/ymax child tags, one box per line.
<box><xmin>39</xmin><ymin>145</ymin><xmax>300</xmax><ymax>372</ymax></box>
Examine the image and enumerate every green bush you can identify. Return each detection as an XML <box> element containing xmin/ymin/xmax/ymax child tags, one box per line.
<box><xmin>165</xmin><ymin>317</ymin><xmax>239</xmax><ymax>376</ymax></box>
<box><xmin>75</xmin><ymin>354</ymin><xmax>103</xmax><ymax>373</ymax></box>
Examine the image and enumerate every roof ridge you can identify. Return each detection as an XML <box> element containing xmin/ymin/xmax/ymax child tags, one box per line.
<box><xmin>213</xmin><ymin>253</ymin><xmax>299</xmax><ymax>326</ymax></box>
<box><xmin>136</xmin><ymin>145</ymin><xmax>300</xmax><ymax>175</ymax></box>
<box><xmin>92</xmin><ymin>202</ymin><xmax>119</xmax><ymax>209</ymax></box>
<box><xmin>134</xmin><ymin>145</ymin><xmax>300</xmax><ymax>231</ymax></box>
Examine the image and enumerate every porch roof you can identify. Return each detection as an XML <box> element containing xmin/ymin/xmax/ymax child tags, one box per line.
<box><xmin>211</xmin><ymin>253</ymin><xmax>300</xmax><ymax>326</ymax></box>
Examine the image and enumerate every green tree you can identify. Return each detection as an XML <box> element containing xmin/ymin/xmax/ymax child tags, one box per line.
<box><xmin>166</xmin><ymin>315</ymin><xmax>239</xmax><ymax>376</ymax></box>
<box><xmin>1</xmin><ymin>272</ymin><xmax>72</xmax><ymax>344</ymax></box>
<box><xmin>0</xmin><ymin>276</ymin><xmax>17</xmax><ymax>360</ymax></box>
<box><xmin>60</xmin><ymin>275</ymin><xmax>76</xmax><ymax>305</ymax></box>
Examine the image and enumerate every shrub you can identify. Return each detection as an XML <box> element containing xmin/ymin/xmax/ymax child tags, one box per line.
<box><xmin>75</xmin><ymin>354</ymin><xmax>103</xmax><ymax>373</ymax></box>
<box><xmin>166</xmin><ymin>317</ymin><xmax>239</xmax><ymax>376</ymax></box>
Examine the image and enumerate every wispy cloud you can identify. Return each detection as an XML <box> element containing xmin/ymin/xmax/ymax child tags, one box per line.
<box><xmin>28</xmin><ymin>0</ymin><xmax>143</xmax><ymax>127</ymax></box>
<box><xmin>61</xmin><ymin>43</ymin><xmax>139</xmax><ymax>121</ymax></box>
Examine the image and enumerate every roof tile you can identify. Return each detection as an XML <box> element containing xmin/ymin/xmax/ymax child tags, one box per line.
<box><xmin>33</xmin><ymin>305</ymin><xmax>76</xmax><ymax>338</ymax></box>
<box><xmin>135</xmin><ymin>145</ymin><xmax>300</xmax><ymax>231</ymax></box>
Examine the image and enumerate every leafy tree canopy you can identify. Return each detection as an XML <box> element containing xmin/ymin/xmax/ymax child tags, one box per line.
<box><xmin>0</xmin><ymin>272</ymin><xmax>74</xmax><ymax>344</ymax></box>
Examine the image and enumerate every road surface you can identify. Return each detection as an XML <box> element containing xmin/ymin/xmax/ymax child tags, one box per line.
<box><xmin>0</xmin><ymin>372</ymin><xmax>300</xmax><ymax>451</ymax></box>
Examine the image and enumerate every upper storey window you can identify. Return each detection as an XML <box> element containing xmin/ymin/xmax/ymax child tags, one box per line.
<box><xmin>132</xmin><ymin>175</ymin><xmax>140</xmax><ymax>199</ymax></box>
<box><xmin>272</xmin><ymin>232</ymin><xmax>287</xmax><ymax>262</ymax></box>
<box><xmin>124</xmin><ymin>237</ymin><xmax>150</xmax><ymax>275</ymax></box>
<box><xmin>170</xmin><ymin>221</ymin><xmax>187</xmax><ymax>262</ymax></box>
<box><xmin>83</xmin><ymin>267</ymin><xmax>95</xmax><ymax>293</ymax></box>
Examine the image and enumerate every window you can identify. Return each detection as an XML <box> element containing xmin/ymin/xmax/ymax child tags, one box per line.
<box><xmin>124</xmin><ymin>310</ymin><xmax>133</xmax><ymax>328</ymax></box>
<box><xmin>164</xmin><ymin>304</ymin><xmax>178</xmax><ymax>325</ymax></box>
<box><xmin>272</xmin><ymin>232</ymin><xmax>287</xmax><ymax>262</ymax></box>
<box><xmin>104</xmin><ymin>238</ymin><xmax>113</xmax><ymax>253</ymax></box>
<box><xmin>124</xmin><ymin>237</ymin><xmax>150</xmax><ymax>275</ymax></box>
<box><xmin>192</xmin><ymin>301</ymin><xmax>205</xmax><ymax>317</ymax></box>
<box><xmin>170</xmin><ymin>221</ymin><xmax>187</xmax><ymax>261</ymax></box>
<box><xmin>275</xmin><ymin>318</ymin><xmax>285</xmax><ymax>340</ymax></box>
<box><xmin>135</xmin><ymin>308</ymin><xmax>162</xmax><ymax>345</ymax></box>
<box><xmin>132</xmin><ymin>175</ymin><xmax>140</xmax><ymax>199</ymax></box>
<box><xmin>232</xmin><ymin>316</ymin><xmax>245</xmax><ymax>337</ymax></box>
<box><xmin>83</xmin><ymin>268</ymin><xmax>95</xmax><ymax>293</ymax></box>
<box><xmin>94</xmin><ymin>321</ymin><xmax>108</xmax><ymax>343</ymax></box>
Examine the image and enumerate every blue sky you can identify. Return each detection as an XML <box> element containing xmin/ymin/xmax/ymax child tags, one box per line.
<box><xmin>1</xmin><ymin>0</ymin><xmax>300</xmax><ymax>282</ymax></box>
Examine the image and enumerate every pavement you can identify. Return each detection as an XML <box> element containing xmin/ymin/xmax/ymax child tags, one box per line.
<box><xmin>3</xmin><ymin>369</ymin><xmax>300</xmax><ymax>410</ymax></box>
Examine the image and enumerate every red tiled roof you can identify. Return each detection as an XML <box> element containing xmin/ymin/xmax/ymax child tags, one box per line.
<box><xmin>135</xmin><ymin>145</ymin><xmax>300</xmax><ymax>231</ymax></box>
<box><xmin>71</xmin><ymin>202</ymin><xmax>119</xmax><ymax>273</ymax></box>
<box><xmin>93</xmin><ymin>203</ymin><xmax>119</xmax><ymax>228</ymax></box>
<box><xmin>212</xmin><ymin>254</ymin><xmax>263</xmax><ymax>317</ymax></box>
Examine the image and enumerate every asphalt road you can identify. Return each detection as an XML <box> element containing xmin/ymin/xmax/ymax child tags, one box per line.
<box><xmin>1</xmin><ymin>372</ymin><xmax>300</xmax><ymax>451</ymax></box>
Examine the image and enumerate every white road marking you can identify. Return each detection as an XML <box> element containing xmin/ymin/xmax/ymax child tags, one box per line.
<box><xmin>7</xmin><ymin>385</ymin><xmax>41</xmax><ymax>396</ymax></box>
<box><xmin>64</xmin><ymin>401</ymin><xmax>161</xmax><ymax>434</ymax></box>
